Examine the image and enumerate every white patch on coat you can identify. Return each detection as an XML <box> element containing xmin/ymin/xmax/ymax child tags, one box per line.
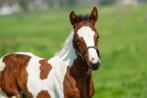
<box><xmin>77</xmin><ymin>26</ymin><xmax>100</xmax><ymax>63</ymax></box>
<box><xmin>15</xmin><ymin>32</ymin><xmax>76</xmax><ymax>98</ymax></box>
<box><xmin>11</xmin><ymin>96</ymin><xmax>17</xmax><ymax>98</ymax></box>
<box><xmin>0</xmin><ymin>57</ymin><xmax>6</xmax><ymax>72</ymax></box>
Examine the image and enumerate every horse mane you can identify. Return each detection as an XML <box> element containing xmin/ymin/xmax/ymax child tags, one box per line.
<box><xmin>54</xmin><ymin>32</ymin><xmax>76</xmax><ymax>65</ymax></box>
<box><xmin>52</xmin><ymin>15</ymin><xmax>90</xmax><ymax>65</ymax></box>
<box><xmin>55</xmin><ymin>15</ymin><xmax>89</xmax><ymax>51</ymax></box>
<box><xmin>55</xmin><ymin>32</ymin><xmax>73</xmax><ymax>57</ymax></box>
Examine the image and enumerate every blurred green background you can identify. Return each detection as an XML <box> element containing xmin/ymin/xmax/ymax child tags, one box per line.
<box><xmin>0</xmin><ymin>0</ymin><xmax>147</xmax><ymax>98</ymax></box>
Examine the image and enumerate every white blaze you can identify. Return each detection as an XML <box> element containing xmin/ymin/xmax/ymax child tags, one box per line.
<box><xmin>77</xmin><ymin>26</ymin><xmax>100</xmax><ymax>63</ymax></box>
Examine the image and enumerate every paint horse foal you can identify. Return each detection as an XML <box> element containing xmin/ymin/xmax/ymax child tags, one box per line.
<box><xmin>0</xmin><ymin>7</ymin><xmax>100</xmax><ymax>98</ymax></box>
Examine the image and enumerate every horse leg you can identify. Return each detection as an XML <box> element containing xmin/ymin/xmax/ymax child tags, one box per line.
<box><xmin>2</xmin><ymin>82</ymin><xmax>20</xmax><ymax>98</ymax></box>
<box><xmin>89</xmin><ymin>79</ymin><xmax>94</xmax><ymax>98</ymax></box>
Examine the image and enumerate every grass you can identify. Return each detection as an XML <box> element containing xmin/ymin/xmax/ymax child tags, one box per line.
<box><xmin>0</xmin><ymin>4</ymin><xmax>147</xmax><ymax>98</ymax></box>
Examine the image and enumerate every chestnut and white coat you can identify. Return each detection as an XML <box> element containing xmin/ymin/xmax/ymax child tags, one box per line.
<box><xmin>0</xmin><ymin>7</ymin><xmax>100</xmax><ymax>98</ymax></box>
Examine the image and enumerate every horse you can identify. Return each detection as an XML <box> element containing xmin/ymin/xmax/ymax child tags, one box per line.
<box><xmin>0</xmin><ymin>7</ymin><xmax>100</xmax><ymax>98</ymax></box>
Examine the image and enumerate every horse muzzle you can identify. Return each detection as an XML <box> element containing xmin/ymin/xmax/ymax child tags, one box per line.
<box><xmin>87</xmin><ymin>61</ymin><xmax>100</xmax><ymax>70</ymax></box>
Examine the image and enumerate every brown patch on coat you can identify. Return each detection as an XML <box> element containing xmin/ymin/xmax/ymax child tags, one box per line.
<box><xmin>0</xmin><ymin>54</ymin><xmax>33</xmax><ymax>98</ymax></box>
<box><xmin>64</xmin><ymin>59</ymin><xmax>94</xmax><ymax>98</ymax></box>
<box><xmin>39</xmin><ymin>59</ymin><xmax>52</xmax><ymax>80</ymax></box>
<box><xmin>37</xmin><ymin>90</ymin><xmax>50</xmax><ymax>98</ymax></box>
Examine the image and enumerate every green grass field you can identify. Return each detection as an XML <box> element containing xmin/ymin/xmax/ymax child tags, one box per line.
<box><xmin>0</xmin><ymin>4</ymin><xmax>147</xmax><ymax>98</ymax></box>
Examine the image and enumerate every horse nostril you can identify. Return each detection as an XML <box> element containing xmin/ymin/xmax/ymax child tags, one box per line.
<box><xmin>91</xmin><ymin>57</ymin><xmax>95</xmax><ymax>61</ymax></box>
<box><xmin>90</xmin><ymin>57</ymin><xmax>98</xmax><ymax>64</ymax></box>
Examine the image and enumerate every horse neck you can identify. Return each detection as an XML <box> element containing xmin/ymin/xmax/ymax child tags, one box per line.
<box><xmin>54</xmin><ymin>32</ymin><xmax>92</xmax><ymax>97</ymax></box>
<box><xmin>71</xmin><ymin>58</ymin><xmax>91</xmax><ymax>75</ymax></box>
<box><xmin>70</xmin><ymin>58</ymin><xmax>92</xmax><ymax>98</ymax></box>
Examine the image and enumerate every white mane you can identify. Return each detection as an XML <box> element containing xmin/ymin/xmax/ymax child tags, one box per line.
<box><xmin>54</xmin><ymin>31</ymin><xmax>76</xmax><ymax>66</ymax></box>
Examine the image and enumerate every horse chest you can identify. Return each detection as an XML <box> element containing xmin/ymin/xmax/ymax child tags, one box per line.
<box><xmin>63</xmin><ymin>70</ymin><xmax>80</xmax><ymax>98</ymax></box>
<box><xmin>63</xmin><ymin>66</ymin><xmax>93</xmax><ymax>98</ymax></box>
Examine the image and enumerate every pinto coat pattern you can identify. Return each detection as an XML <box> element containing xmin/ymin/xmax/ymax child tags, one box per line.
<box><xmin>0</xmin><ymin>7</ymin><xmax>100</xmax><ymax>98</ymax></box>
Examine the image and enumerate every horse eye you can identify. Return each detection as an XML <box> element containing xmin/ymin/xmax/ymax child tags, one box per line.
<box><xmin>75</xmin><ymin>38</ymin><xmax>82</xmax><ymax>46</ymax></box>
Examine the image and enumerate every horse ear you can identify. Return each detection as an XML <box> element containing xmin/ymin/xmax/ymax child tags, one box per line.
<box><xmin>89</xmin><ymin>7</ymin><xmax>98</xmax><ymax>22</ymax></box>
<box><xmin>70</xmin><ymin>11</ymin><xmax>78</xmax><ymax>25</ymax></box>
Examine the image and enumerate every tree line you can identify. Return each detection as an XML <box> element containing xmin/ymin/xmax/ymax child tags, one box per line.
<box><xmin>0</xmin><ymin>0</ymin><xmax>117</xmax><ymax>10</ymax></box>
<box><xmin>0</xmin><ymin>0</ymin><xmax>146</xmax><ymax>11</ymax></box>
